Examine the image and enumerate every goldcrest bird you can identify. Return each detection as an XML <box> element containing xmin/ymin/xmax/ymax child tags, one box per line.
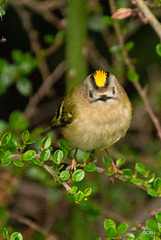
<box><xmin>52</xmin><ymin>70</ymin><xmax>132</xmax><ymax>152</ymax></box>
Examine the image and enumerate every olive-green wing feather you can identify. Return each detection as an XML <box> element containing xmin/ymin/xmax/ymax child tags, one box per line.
<box><xmin>51</xmin><ymin>98</ymin><xmax>75</xmax><ymax>128</ymax></box>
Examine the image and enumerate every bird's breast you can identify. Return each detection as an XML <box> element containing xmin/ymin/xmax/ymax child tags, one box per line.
<box><xmin>62</xmin><ymin>101</ymin><xmax>131</xmax><ymax>151</ymax></box>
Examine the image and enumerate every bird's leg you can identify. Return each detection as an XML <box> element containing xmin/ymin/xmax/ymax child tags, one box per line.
<box><xmin>69</xmin><ymin>148</ymin><xmax>78</xmax><ymax>171</ymax></box>
<box><xmin>105</xmin><ymin>149</ymin><xmax>117</xmax><ymax>173</ymax></box>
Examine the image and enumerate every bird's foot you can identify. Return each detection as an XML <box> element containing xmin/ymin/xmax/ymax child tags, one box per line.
<box><xmin>70</xmin><ymin>158</ymin><xmax>77</xmax><ymax>171</ymax></box>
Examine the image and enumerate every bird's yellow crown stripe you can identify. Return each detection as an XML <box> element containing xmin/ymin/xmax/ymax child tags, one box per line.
<box><xmin>93</xmin><ymin>70</ymin><xmax>107</xmax><ymax>87</ymax></box>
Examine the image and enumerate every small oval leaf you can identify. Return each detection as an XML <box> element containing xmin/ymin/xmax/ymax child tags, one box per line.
<box><xmin>23</xmin><ymin>150</ymin><xmax>36</xmax><ymax>161</ymax></box>
<box><xmin>59</xmin><ymin>170</ymin><xmax>70</xmax><ymax>181</ymax></box>
<box><xmin>72</xmin><ymin>170</ymin><xmax>85</xmax><ymax>182</ymax></box>
<box><xmin>40</xmin><ymin>149</ymin><xmax>51</xmax><ymax>161</ymax></box>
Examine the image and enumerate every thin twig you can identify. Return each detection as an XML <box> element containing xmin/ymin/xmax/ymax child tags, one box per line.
<box><xmin>9</xmin><ymin>212</ymin><xmax>48</xmax><ymax>236</ymax></box>
<box><xmin>9</xmin><ymin>153</ymin><xmax>72</xmax><ymax>194</ymax></box>
<box><xmin>43</xmin><ymin>164</ymin><xmax>71</xmax><ymax>192</ymax></box>
<box><xmin>24</xmin><ymin>61</ymin><xmax>66</xmax><ymax>119</ymax></box>
<box><xmin>109</xmin><ymin>0</ymin><xmax>161</xmax><ymax>140</ymax></box>
<box><xmin>11</xmin><ymin>0</ymin><xmax>66</xmax><ymax>12</ymax></box>
<box><xmin>133</xmin><ymin>0</ymin><xmax>161</xmax><ymax>40</ymax></box>
<box><xmin>13</xmin><ymin>6</ymin><xmax>50</xmax><ymax>81</ymax></box>
<box><xmin>11</xmin><ymin>0</ymin><xmax>66</xmax><ymax>29</ymax></box>
<box><xmin>95</xmin><ymin>166</ymin><xmax>147</xmax><ymax>191</ymax></box>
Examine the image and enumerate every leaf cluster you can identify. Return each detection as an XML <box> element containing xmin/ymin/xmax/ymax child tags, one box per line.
<box><xmin>0</xmin><ymin>50</ymin><xmax>38</xmax><ymax>96</ymax></box>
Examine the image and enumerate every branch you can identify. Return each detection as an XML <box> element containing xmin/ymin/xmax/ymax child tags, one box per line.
<box><xmin>109</xmin><ymin>0</ymin><xmax>161</xmax><ymax>140</ymax></box>
<box><xmin>11</xmin><ymin>0</ymin><xmax>66</xmax><ymax>29</ymax></box>
<box><xmin>9</xmin><ymin>211</ymin><xmax>48</xmax><ymax>236</ymax></box>
<box><xmin>43</xmin><ymin>164</ymin><xmax>71</xmax><ymax>192</ymax></box>
<box><xmin>95</xmin><ymin>167</ymin><xmax>147</xmax><ymax>191</ymax></box>
<box><xmin>133</xmin><ymin>0</ymin><xmax>161</xmax><ymax>40</ymax></box>
<box><xmin>9</xmin><ymin>153</ymin><xmax>72</xmax><ymax>194</ymax></box>
<box><xmin>13</xmin><ymin>5</ymin><xmax>50</xmax><ymax>81</ymax></box>
<box><xmin>24</xmin><ymin>61</ymin><xmax>66</xmax><ymax>119</ymax></box>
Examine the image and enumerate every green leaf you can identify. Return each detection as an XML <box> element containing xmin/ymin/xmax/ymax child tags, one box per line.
<box><xmin>125</xmin><ymin>41</ymin><xmax>134</xmax><ymax>51</ymax></box>
<box><xmin>23</xmin><ymin>150</ymin><xmax>36</xmax><ymax>161</ymax></box>
<box><xmin>40</xmin><ymin>149</ymin><xmax>51</xmax><ymax>161</ymax></box>
<box><xmin>13</xmin><ymin>159</ymin><xmax>24</xmax><ymax>167</ymax></box>
<box><xmin>22</xmin><ymin>130</ymin><xmax>30</xmax><ymax>142</ymax></box>
<box><xmin>84</xmin><ymin>187</ymin><xmax>92</xmax><ymax>197</ymax></box>
<box><xmin>70</xmin><ymin>186</ymin><xmax>78</xmax><ymax>194</ymax></box>
<box><xmin>59</xmin><ymin>139</ymin><xmax>69</xmax><ymax>150</ymax></box>
<box><xmin>72</xmin><ymin>170</ymin><xmax>85</xmax><ymax>182</ymax></box>
<box><xmin>138</xmin><ymin>232</ymin><xmax>151</xmax><ymax>240</ymax></box>
<box><xmin>103</xmin><ymin>15</ymin><xmax>114</xmax><ymax>26</ymax></box>
<box><xmin>84</xmin><ymin>163</ymin><xmax>96</xmax><ymax>172</ymax></box>
<box><xmin>10</xmin><ymin>232</ymin><xmax>23</xmax><ymax>240</ymax></box>
<box><xmin>146</xmin><ymin>173</ymin><xmax>155</xmax><ymax>183</ymax></box>
<box><xmin>44</xmin><ymin>34</ymin><xmax>55</xmax><ymax>45</ymax></box>
<box><xmin>154</xmin><ymin>237</ymin><xmax>161</xmax><ymax>240</ymax></box>
<box><xmin>130</xmin><ymin>178</ymin><xmax>142</xmax><ymax>184</ymax></box>
<box><xmin>75</xmin><ymin>191</ymin><xmax>84</xmax><ymax>202</ymax></box>
<box><xmin>3</xmin><ymin>151</ymin><xmax>11</xmax><ymax>159</ymax></box>
<box><xmin>104</xmin><ymin>219</ymin><xmax>116</xmax><ymax>238</ymax></box>
<box><xmin>153</xmin><ymin>178</ymin><xmax>161</xmax><ymax>192</ymax></box>
<box><xmin>104</xmin><ymin>219</ymin><xmax>116</xmax><ymax>231</ymax></box>
<box><xmin>33</xmin><ymin>158</ymin><xmax>43</xmax><ymax>166</ymax></box>
<box><xmin>41</xmin><ymin>136</ymin><xmax>51</xmax><ymax>149</ymax></box>
<box><xmin>16</xmin><ymin>78</ymin><xmax>32</xmax><ymax>96</ymax></box>
<box><xmin>116</xmin><ymin>157</ymin><xmax>125</xmax><ymax>166</ymax></box>
<box><xmin>148</xmin><ymin>188</ymin><xmax>158</xmax><ymax>197</ymax></box>
<box><xmin>110</xmin><ymin>45</ymin><xmax>121</xmax><ymax>53</ymax></box>
<box><xmin>142</xmin><ymin>182</ymin><xmax>151</xmax><ymax>188</ymax></box>
<box><xmin>0</xmin><ymin>8</ymin><xmax>5</xmax><ymax>16</ymax></box>
<box><xmin>88</xmin><ymin>15</ymin><xmax>105</xmax><ymax>32</ymax></box>
<box><xmin>117</xmin><ymin>223</ymin><xmax>128</xmax><ymax>234</ymax></box>
<box><xmin>62</xmin><ymin>148</ymin><xmax>68</xmax><ymax>159</ymax></box>
<box><xmin>59</xmin><ymin>170</ymin><xmax>70</xmax><ymax>181</ymax></box>
<box><xmin>26</xmin><ymin>167</ymin><xmax>46</xmax><ymax>182</ymax></box>
<box><xmin>17</xmin><ymin>144</ymin><xmax>26</xmax><ymax>149</ymax></box>
<box><xmin>156</xmin><ymin>212</ymin><xmax>161</xmax><ymax>223</ymax></box>
<box><xmin>106</xmin><ymin>226</ymin><xmax>116</xmax><ymax>238</ymax></box>
<box><xmin>2</xmin><ymin>228</ymin><xmax>9</xmax><ymax>240</ymax></box>
<box><xmin>1</xmin><ymin>158</ymin><xmax>11</xmax><ymax>166</ymax></box>
<box><xmin>83</xmin><ymin>152</ymin><xmax>90</xmax><ymax>163</ymax></box>
<box><xmin>121</xmin><ymin>169</ymin><xmax>133</xmax><ymax>179</ymax></box>
<box><xmin>128</xmin><ymin>69</ymin><xmax>139</xmax><ymax>82</ymax></box>
<box><xmin>52</xmin><ymin>167</ymin><xmax>60</xmax><ymax>175</ymax></box>
<box><xmin>52</xmin><ymin>150</ymin><xmax>63</xmax><ymax>164</ymax></box>
<box><xmin>9</xmin><ymin>111</ymin><xmax>29</xmax><ymax>130</ymax></box>
<box><xmin>146</xmin><ymin>219</ymin><xmax>158</xmax><ymax>232</ymax></box>
<box><xmin>135</xmin><ymin>163</ymin><xmax>146</xmax><ymax>175</ymax></box>
<box><xmin>157</xmin><ymin>224</ymin><xmax>161</xmax><ymax>233</ymax></box>
<box><xmin>123</xmin><ymin>233</ymin><xmax>135</xmax><ymax>239</ymax></box>
<box><xmin>103</xmin><ymin>156</ymin><xmax>112</xmax><ymax>168</ymax></box>
<box><xmin>26</xmin><ymin>140</ymin><xmax>35</xmax><ymax>145</ymax></box>
<box><xmin>1</xmin><ymin>132</ymin><xmax>11</xmax><ymax>145</ymax></box>
<box><xmin>104</xmin><ymin>170</ymin><xmax>115</xmax><ymax>175</ymax></box>
<box><xmin>156</xmin><ymin>43</ymin><xmax>161</xmax><ymax>57</ymax></box>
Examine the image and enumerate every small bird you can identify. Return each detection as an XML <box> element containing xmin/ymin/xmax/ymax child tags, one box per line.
<box><xmin>52</xmin><ymin>70</ymin><xmax>132</xmax><ymax>152</ymax></box>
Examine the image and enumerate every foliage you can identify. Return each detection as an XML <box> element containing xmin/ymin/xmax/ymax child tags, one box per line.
<box><xmin>0</xmin><ymin>125</ymin><xmax>161</xmax><ymax>238</ymax></box>
<box><xmin>0</xmin><ymin>0</ymin><xmax>161</xmax><ymax>239</ymax></box>
<box><xmin>0</xmin><ymin>50</ymin><xmax>38</xmax><ymax>96</ymax></box>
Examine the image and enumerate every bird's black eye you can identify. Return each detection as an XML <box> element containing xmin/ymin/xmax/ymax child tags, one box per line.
<box><xmin>112</xmin><ymin>87</ymin><xmax>115</xmax><ymax>95</ymax></box>
<box><xmin>89</xmin><ymin>91</ymin><xmax>93</xmax><ymax>98</ymax></box>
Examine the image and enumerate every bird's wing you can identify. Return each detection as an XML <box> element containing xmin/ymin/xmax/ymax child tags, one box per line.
<box><xmin>51</xmin><ymin>97</ymin><xmax>75</xmax><ymax>128</ymax></box>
